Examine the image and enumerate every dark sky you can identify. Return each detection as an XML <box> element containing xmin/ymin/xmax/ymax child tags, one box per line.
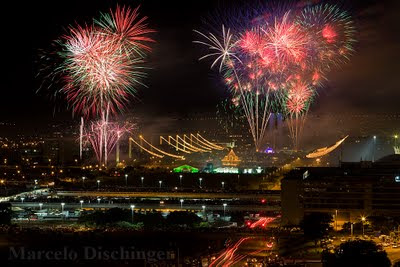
<box><xmin>2</xmin><ymin>0</ymin><xmax>399</xmax><ymax>128</ymax></box>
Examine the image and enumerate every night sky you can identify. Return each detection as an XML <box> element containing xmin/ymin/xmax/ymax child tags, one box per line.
<box><xmin>2</xmin><ymin>0</ymin><xmax>399</xmax><ymax>128</ymax></box>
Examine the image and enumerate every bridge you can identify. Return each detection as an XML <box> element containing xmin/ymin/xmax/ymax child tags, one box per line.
<box><xmin>55</xmin><ymin>190</ymin><xmax>281</xmax><ymax>200</ymax></box>
<box><xmin>11</xmin><ymin>202</ymin><xmax>280</xmax><ymax>212</ymax></box>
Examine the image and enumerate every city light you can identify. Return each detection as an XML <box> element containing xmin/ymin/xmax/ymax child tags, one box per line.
<box><xmin>223</xmin><ymin>203</ymin><xmax>227</xmax><ymax>219</ymax></box>
<box><xmin>2</xmin><ymin>2</ymin><xmax>398</xmax><ymax>265</ymax></box>
<box><xmin>130</xmin><ymin>205</ymin><xmax>135</xmax><ymax>223</ymax></box>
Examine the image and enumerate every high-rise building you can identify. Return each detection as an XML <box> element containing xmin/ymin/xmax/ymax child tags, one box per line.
<box><xmin>281</xmin><ymin>154</ymin><xmax>400</xmax><ymax>226</ymax></box>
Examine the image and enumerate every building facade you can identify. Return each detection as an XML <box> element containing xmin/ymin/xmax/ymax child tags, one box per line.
<box><xmin>281</xmin><ymin>154</ymin><xmax>400</xmax><ymax>226</ymax></box>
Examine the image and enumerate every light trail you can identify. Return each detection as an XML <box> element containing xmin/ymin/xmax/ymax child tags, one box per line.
<box><xmin>129</xmin><ymin>137</ymin><xmax>164</xmax><ymax>158</ymax></box>
<box><xmin>160</xmin><ymin>136</ymin><xmax>192</xmax><ymax>154</ymax></box>
<box><xmin>209</xmin><ymin>237</ymin><xmax>250</xmax><ymax>267</ymax></box>
<box><xmin>131</xmin><ymin>134</ymin><xmax>224</xmax><ymax>159</ymax></box>
<box><xmin>187</xmin><ymin>134</ymin><xmax>222</xmax><ymax>150</ymax></box>
<box><xmin>183</xmin><ymin>134</ymin><xmax>212</xmax><ymax>151</ymax></box>
<box><xmin>209</xmin><ymin>235</ymin><xmax>276</xmax><ymax>267</ymax></box>
<box><xmin>139</xmin><ymin>136</ymin><xmax>185</xmax><ymax>160</ymax></box>
<box><xmin>306</xmin><ymin>135</ymin><xmax>348</xmax><ymax>158</ymax></box>
<box><xmin>196</xmin><ymin>133</ymin><xmax>224</xmax><ymax>150</ymax></box>
<box><xmin>249</xmin><ymin>217</ymin><xmax>276</xmax><ymax>229</ymax></box>
<box><xmin>176</xmin><ymin>135</ymin><xmax>209</xmax><ymax>152</ymax></box>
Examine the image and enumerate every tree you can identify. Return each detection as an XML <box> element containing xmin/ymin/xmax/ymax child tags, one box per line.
<box><xmin>166</xmin><ymin>211</ymin><xmax>201</xmax><ymax>227</ymax></box>
<box><xmin>342</xmin><ymin>222</ymin><xmax>362</xmax><ymax>235</ymax></box>
<box><xmin>134</xmin><ymin>212</ymin><xmax>165</xmax><ymax>229</ymax></box>
<box><xmin>322</xmin><ymin>240</ymin><xmax>391</xmax><ymax>267</ymax></box>
<box><xmin>300</xmin><ymin>212</ymin><xmax>333</xmax><ymax>245</ymax></box>
<box><xmin>0</xmin><ymin>202</ymin><xmax>12</xmax><ymax>225</ymax></box>
<box><xmin>229</xmin><ymin>211</ymin><xmax>246</xmax><ymax>226</ymax></box>
<box><xmin>79</xmin><ymin>208</ymin><xmax>130</xmax><ymax>225</ymax></box>
<box><xmin>368</xmin><ymin>216</ymin><xmax>400</xmax><ymax>235</ymax></box>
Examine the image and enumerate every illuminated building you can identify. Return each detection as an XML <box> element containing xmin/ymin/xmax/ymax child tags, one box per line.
<box><xmin>173</xmin><ymin>165</ymin><xmax>199</xmax><ymax>173</ymax></box>
<box><xmin>281</xmin><ymin>154</ymin><xmax>400</xmax><ymax>226</ymax></box>
<box><xmin>221</xmin><ymin>149</ymin><xmax>241</xmax><ymax>167</ymax></box>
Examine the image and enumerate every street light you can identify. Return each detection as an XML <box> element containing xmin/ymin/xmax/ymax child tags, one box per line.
<box><xmin>351</xmin><ymin>223</ymin><xmax>354</xmax><ymax>238</ymax></box>
<box><xmin>223</xmin><ymin>203</ymin><xmax>227</xmax><ymax>220</ymax></box>
<box><xmin>125</xmin><ymin>174</ymin><xmax>128</xmax><ymax>186</ymax></box>
<box><xmin>221</xmin><ymin>181</ymin><xmax>225</xmax><ymax>189</ymax></box>
<box><xmin>141</xmin><ymin>177</ymin><xmax>144</xmax><ymax>187</ymax></box>
<box><xmin>179</xmin><ymin>175</ymin><xmax>183</xmax><ymax>186</ymax></box>
<box><xmin>39</xmin><ymin>203</ymin><xmax>43</xmax><ymax>210</ymax></box>
<box><xmin>82</xmin><ymin>176</ymin><xmax>86</xmax><ymax>187</ymax></box>
<box><xmin>79</xmin><ymin>200</ymin><xmax>84</xmax><ymax>209</ymax></box>
<box><xmin>61</xmin><ymin>202</ymin><xmax>65</xmax><ymax>213</ymax></box>
<box><xmin>130</xmin><ymin>205</ymin><xmax>135</xmax><ymax>223</ymax></box>
<box><xmin>21</xmin><ymin>197</ymin><xmax>25</xmax><ymax>203</ymax></box>
<box><xmin>97</xmin><ymin>180</ymin><xmax>100</xmax><ymax>190</ymax></box>
<box><xmin>180</xmin><ymin>199</ymin><xmax>184</xmax><ymax>209</ymax></box>
<box><xmin>199</xmin><ymin>177</ymin><xmax>203</xmax><ymax>187</ymax></box>
<box><xmin>361</xmin><ymin>216</ymin><xmax>366</xmax><ymax>236</ymax></box>
<box><xmin>159</xmin><ymin>180</ymin><xmax>162</xmax><ymax>189</ymax></box>
<box><xmin>97</xmin><ymin>198</ymin><xmax>101</xmax><ymax>204</ymax></box>
<box><xmin>373</xmin><ymin>136</ymin><xmax>377</xmax><ymax>162</ymax></box>
<box><xmin>335</xmin><ymin>209</ymin><xmax>338</xmax><ymax>231</ymax></box>
<box><xmin>202</xmin><ymin>205</ymin><xmax>206</xmax><ymax>219</ymax></box>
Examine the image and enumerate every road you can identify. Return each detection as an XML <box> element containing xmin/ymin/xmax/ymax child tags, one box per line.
<box><xmin>55</xmin><ymin>190</ymin><xmax>281</xmax><ymax>200</ymax></box>
<box><xmin>209</xmin><ymin>236</ymin><xmax>276</xmax><ymax>266</ymax></box>
<box><xmin>11</xmin><ymin>201</ymin><xmax>280</xmax><ymax>212</ymax></box>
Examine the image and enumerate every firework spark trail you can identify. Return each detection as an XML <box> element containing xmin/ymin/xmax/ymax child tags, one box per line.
<box><xmin>47</xmin><ymin>5</ymin><xmax>154</xmax><ymax>119</ymax></box>
<box><xmin>83</xmin><ymin>112</ymin><xmax>134</xmax><ymax>165</ymax></box>
<box><xmin>79</xmin><ymin>117</ymin><xmax>84</xmax><ymax>160</ymax></box>
<box><xmin>195</xmin><ymin>2</ymin><xmax>355</xmax><ymax>150</ymax></box>
<box><xmin>43</xmin><ymin>5</ymin><xmax>155</xmax><ymax>165</ymax></box>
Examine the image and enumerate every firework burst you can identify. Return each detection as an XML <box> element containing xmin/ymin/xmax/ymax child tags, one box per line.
<box><xmin>83</xmin><ymin>114</ymin><xmax>134</xmax><ymax>166</ymax></box>
<box><xmin>51</xmin><ymin>5</ymin><xmax>154</xmax><ymax>118</ymax></box>
<box><xmin>195</xmin><ymin>2</ymin><xmax>355</xmax><ymax>151</ymax></box>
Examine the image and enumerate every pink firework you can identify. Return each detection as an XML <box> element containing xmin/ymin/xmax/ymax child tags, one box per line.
<box><xmin>262</xmin><ymin>12</ymin><xmax>308</xmax><ymax>69</ymax></box>
<box><xmin>98</xmin><ymin>5</ymin><xmax>155</xmax><ymax>52</ymax></box>
<box><xmin>84</xmin><ymin>116</ymin><xmax>134</xmax><ymax>165</ymax></box>
<box><xmin>58</xmin><ymin>5</ymin><xmax>154</xmax><ymax>118</ymax></box>
<box><xmin>286</xmin><ymin>80</ymin><xmax>313</xmax><ymax>114</ymax></box>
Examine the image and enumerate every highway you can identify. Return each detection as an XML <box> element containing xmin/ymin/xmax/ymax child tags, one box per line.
<box><xmin>10</xmin><ymin>201</ymin><xmax>280</xmax><ymax>212</ymax></box>
<box><xmin>55</xmin><ymin>190</ymin><xmax>281</xmax><ymax>200</ymax></box>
